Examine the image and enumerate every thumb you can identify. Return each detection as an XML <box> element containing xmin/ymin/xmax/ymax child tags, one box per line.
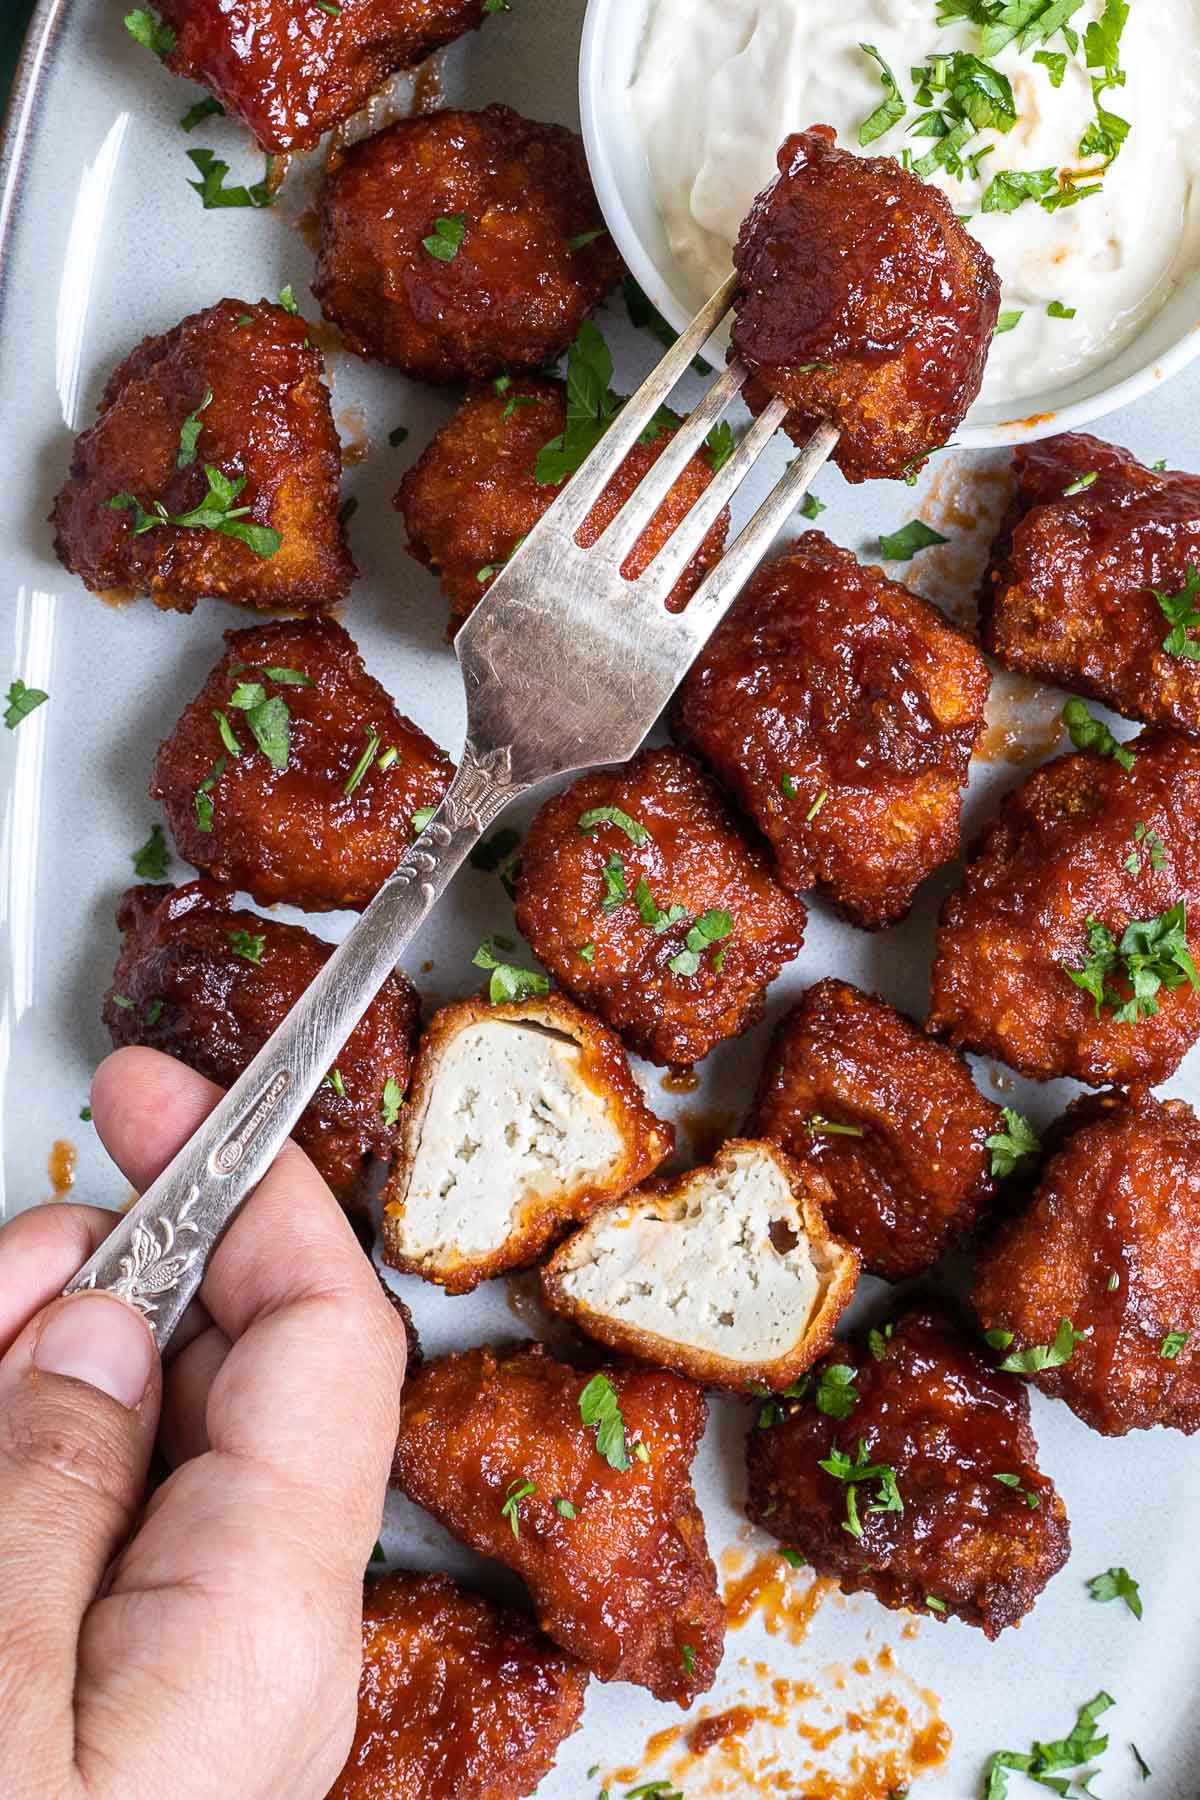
<box><xmin>0</xmin><ymin>1292</ymin><xmax>160</xmax><ymax>1777</ymax></box>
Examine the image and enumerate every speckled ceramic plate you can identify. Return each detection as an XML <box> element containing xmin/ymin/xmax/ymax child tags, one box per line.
<box><xmin>1</xmin><ymin>5</ymin><xmax>1198</xmax><ymax>1796</ymax></box>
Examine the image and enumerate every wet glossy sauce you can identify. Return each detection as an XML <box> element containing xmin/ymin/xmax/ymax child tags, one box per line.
<box><xmin>976</xmin><ymin>675</ymin><xmax>1065</xmax><ymax>765</ymax></box>
<box><xmin>47</xmin><ymin>1138</ymin><xmax>77</xmax><ymax>1198</ymax></box>
<box><xmin>661</xmin><ymin>1066</ymin><xmax>700</xmax><ymax>1093</ymax></box>
<box><xmin>722</xmin><ymin>1548</ymin><xmax>833</xmax><ymax>1644</ymax></box>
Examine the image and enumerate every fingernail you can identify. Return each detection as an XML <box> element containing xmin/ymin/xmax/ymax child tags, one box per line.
<box><xmin>33</xmin><ymin>1294</ymin><xmax>156</xmax><ymax>1409</ymax></box>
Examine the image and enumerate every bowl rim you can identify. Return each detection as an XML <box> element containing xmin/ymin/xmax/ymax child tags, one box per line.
<box><xmin>578</xmin><ymin>0</ymin><xmax>1200</xmax><ymax>454</ymax></box>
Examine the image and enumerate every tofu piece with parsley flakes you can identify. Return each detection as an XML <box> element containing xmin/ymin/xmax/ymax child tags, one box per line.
<box><xmin>541</xmin><ymin>1140</ymin><xmax>859</xmax><ymax>1393</ymax></box>
<box><xmin>381</xmin><ymin>993</ymin><xmax>673</xmax><ymax>1293</ymax></box>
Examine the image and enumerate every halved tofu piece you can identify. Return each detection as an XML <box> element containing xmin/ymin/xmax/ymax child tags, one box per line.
<box><xmin>381</xmin><ymin>993</ymin><xmax>673</xmax><ymax>1293</ymax></box>
<box><xmin>540</xmin><ymin>1139</ymin><xmax>860</xmax><ymax>1393</ymax></box>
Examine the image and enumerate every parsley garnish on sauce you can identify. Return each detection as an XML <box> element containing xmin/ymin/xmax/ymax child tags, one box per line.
<box><xmin>1125</xmin><ymin>821</ymin><xmax>1166</xmax><ymax>876</ymax></box>
<box><xmin>806</xmin><ymin>1115</ymin><xmax>865</xmax><ymax>1138</ymax></box>
<box><xmin>667</xmin><ymin>909</ymin><xmax>732</xmax><ymax>978</ymax></box>
<box><xmin>1151</xmin><ymin>564</ymin><xmax>1200</xmax><ymax>660</ymax></box>
<box><xmin>997</xmin><ymin>1317</ymin><xmax>1085</xmax><ymax>1373</ymax></box>
<box><xmin>194</xmin><ymin>755</ymin><xmax>226</xmax><ymax>832</ymax></box>
<box><xmin>344</xmin><ymin>731</ymin><xmax>380</xmax><ymax>796</ymax></box>
<box><xmin>4</xmin><ymin>679</ymin><xmax>48</xmax><ymax>730</ymax></box>
<box><xmin>1063</xmin><ymin>470</ymin><xmax>1098</xmax><ymax>496</ymax></box>
<box><xmin>995</xmin><ymin>1472</ymin><xmax>1041</xmax><ymax>1509</ymax></box>
<box><xmin>815</xmin><ymin>1364</ymin><xmax>859</xmax><ymax>1420</ymax></box>
<box><xmin>982</xmin><ymin>1689</ymin><xmax>1114</xmax><ymax>1800</ymax></box>
<box><xmin>380</xmin><ymin>1077</ymin><xmax>404</xmax><ymax>1126</ymax></box>
<box><xmin>500</xmin><ymin>1476</ymin><xmax>536</xmax><ymax>1539</ymax></box>
<box><xmin>578</xmin><ymin>1372</ymin><xmax>630</xmax><ymax>1472</ymax></box>
<box><xmin>633</xmin><ymin>876</ymin><xmax>688</xmax><ymax>933</ymax></box>
<box><xmin>226</xmin><ymin>928</ymin><xmax>265</xmax><ymax>966</ymax></box>
<box><xmin>600</xmin><ymin>852</ymin><xmax>628</xmax><ymax>913</ymax></box>
<box><xmin>1062</xmin><ymin>697</ymin><xmax>1134</xmax><ymax>770</ymax></box>
<box><xmin>124</xmin><ymin>7</ymin><xmax>175</xmax><ymax>60</ymax></box>
<box><xmin>578</xmin><ymin>805</ymin><xmax>649</xmax><ymax>845</ymax></box>
<box><xmin>107</xmin><ymin>463</ymin><xmax>282</xmax><ymax>561</ymax></box>
<box><xmin>422</xmin><ymin>213</ymin><xmax>467</xmax><ymax>262</ymax></box>
<box><xmin>472</xmin><ymin>938</ymin><xmax>550</xmax><ymax>1005</ymax></box>
<box><xmin>1161</xmin><ymin>1329</ymin><xmax>1190</xmax><ymax>1360</ymax></box>
<box><xmin>1088</xmin><ymin>1565</ymin><xmax>1142</xmax><ymax>1618</ymax></box>
<box><xmin>986</xmin><ymin>1108</ymin><xmax>1041</xmax><ymax>1177</ymax></box>
<box><xmin>878</xmin><ymin>520</ymin><xmax>950</xmax><ymax>562</ymax></box>
<box><xmin>132</xmin><ymin>824</ymin><xmax>169</xmax><ymax>879</ymax></box>
<box><xmin>176</xmin><ymin>388</ymin><xmax>212</xmax><ymax>469</ymax></box>
<box><xmin>1063</xmin><ymin>903</ymin><xmax>1198</xmax><ymax>1024</ymax></box>
<box><xmin>818</xmin><ymin>1439</ymin><xmax>903</xmax><ymax>1540</ymax></box>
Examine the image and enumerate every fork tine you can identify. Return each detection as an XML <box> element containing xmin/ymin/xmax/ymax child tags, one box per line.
<box><xmin>623</xmin><ymin>394</ymin><xmax>790</xmax><ymax>608</ymax></box>
<box><xmin>587</xmin><ymin>361</ymin><xmax>748</xmax><ymax>566</ymax></box>
<box><xmin>545</xmin><ymin>271</ymin><xmax>739</xmax><ymax>538</ymax></box>
<box><xmin>669</xmin><ymin>421</ymin><xmax>842</xmax><ymax>639</ymax></box>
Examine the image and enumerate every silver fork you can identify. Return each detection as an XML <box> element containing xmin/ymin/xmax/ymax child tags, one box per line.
<box><xmin>65</xmin><ymin>271</ymin><xmax>839</xmax><ymax>1342</ymax></box>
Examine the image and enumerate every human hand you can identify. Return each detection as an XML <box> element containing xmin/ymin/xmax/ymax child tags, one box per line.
<box><xmin>0</xmin><ymin>1047</ymin><xmax>408</xmax><ymax>1800</ymax></box>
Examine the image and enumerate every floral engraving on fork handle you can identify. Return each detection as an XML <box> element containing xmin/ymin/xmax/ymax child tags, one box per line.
<box><xmin>445</xmin><ymin>741</ymin><xmax>516</xmax><ymax>834</ymax></box>
<box><xmin>74</xmin><ymin>1186</ymin><xmax>202</xmax><ymax>1329</ymax></box>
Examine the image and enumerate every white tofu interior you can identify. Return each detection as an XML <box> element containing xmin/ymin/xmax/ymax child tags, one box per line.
<box><xmin>556</xmin><ymin>1145</ymin><xmax>830</xmax><ymax>1364</ymax></box>
<box><xmin>398</xmin><ymin>1018</ymin><xmax>628</xmax><ymax>1260</ymax></box>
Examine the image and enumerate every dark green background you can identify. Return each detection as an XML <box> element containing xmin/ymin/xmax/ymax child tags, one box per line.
<box><xmin>2</xmin><ymin>3</ymin><xmax>38</xmax><ymax>111</ymax></box>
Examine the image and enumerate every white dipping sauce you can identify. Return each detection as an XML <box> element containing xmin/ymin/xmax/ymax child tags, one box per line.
<box><xmin>629</xmin><ymin>0</ymin><xmax>1200</xmax><ymax>408</ymax></box>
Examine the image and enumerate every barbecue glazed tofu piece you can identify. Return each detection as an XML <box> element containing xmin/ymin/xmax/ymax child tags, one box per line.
<box><xmin>750</xmin><ymin>979</ymin><xmax>1004</xmax><ymax>1280</ymax></box>
<box><xmin>731</xmin><ymin>127</ymin><xmax>1000</xmax><ymax>483</ymax></box>
<box><xmin>157</xmin><ymin>0</ymin><xmax>496</xmax><ymax>155</ymax></box>
<box><xmin>329</xmin><ymin>1570</ymin><xmax>588</xmax><ymax>1800</ymax></box>
<box><xmin>103</xmin><ymin>882</ymin><xmax>418</xmax><ymax>1207</ymax></box>
<box><xmin>929</xmin><ymin>730</ymin><xmax>1200</xmax><ymax>1087</ymax></box>
<box><xmin>315</xmin><ymin>107</ymin><xmax>622</xmax><ymax>381</ymax></box>
<box><xmin>540</xmin><ymin>1139</ymin><xmax>860</xmax><ymax>1394</ymax></box>
<box><xmin>53</xmin><ymin>299</ymin><xmax>354</xmax><ymax>613</ymax></box>
<box><xmin>746</xmin><ymin>1308</ymin><xmax>1070</xmax><ymax>1638</ymax></box>
<box><xmin>972</xmin><ymin>1090</ymin><xmax>1200</xmax><ymax>1436</ymax></box>
<box><xmin>673</xmin><ymin>536</ymin><xmax>991</xmax><ymax>929</ymax></box>
<box><xmin>380</xmin><ymin>992</ymin><xmax>674</xmax><ymax>1293</ymax></box>
<box><xmin>396</xmin><ymin>372</ymin><xmax>729</xmax><ymax>632</ymax></box>
<box><xmin>151</xmin><ymin>617</ymin><xmax>453</xmax><ymax>912</ymax></box>
<box><xmin>391</xmin><ymin>1344</ymin><xmax>724</xmax><ymax>1705</ymax></box>
<box><xmin>515</xmin><ymin>745</ymin><xmax>807</xmax><ymax>1066</ymax></box>
<box><xmin>981</xmin><ymin>432</ymin><xmax>1200</xmax><ymax>735</ymax></box>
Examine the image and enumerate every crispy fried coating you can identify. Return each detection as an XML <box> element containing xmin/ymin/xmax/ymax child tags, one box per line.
<box><xmin>103</xmin><ymin>881</ymin><xmax>418</xmax><ymax>1207</ymax></box>
<box><xmin>159</xmin><ymin>0</ymin><xmax>493</xmax><ymax>155</ymax></box>
<box><xmin>541</xmin><ymin>1139</ymin><xmax>860</xmax><ymax>1394</ymax></box>
<box><xmin>745</xmin><ymin>1308</ymin><xmax>1070</xmax><ymax>1638</ymax></box>
<box><xmin>732</xmin><ymin>128</ymin><xmax>1000</xmax><ymax>483</ymax></box>
<box><xmin>395</xmin><ymin>376</ymin><xmax>729</xmax><ymax>632</ymax></box>
<box><xmin>314</xmin><ymin>107</ymin><xmax>622</xmax><ymax>380</ymax></box>
<box><xmin>751</xmin><ymin>979</ymin><xmax>1002</xmax><ymax>1279</ymax></box>
<box><xmin>981</xmin><ymin>432</ymin><xmax>1200</xmax><ymax>734</ymax></box>
<box><xmin>929</xmin><ymin>730</ymin><xmax>1200</xmax><ymax>1086</ymax></box>
<box><xmin>515</xmin><ymin>745</ymin><xmax>806</xmax><ymax>1066</ymax></box>
<box><xmin>329</xmin><ymin>1570</ymin><xmax>588</xmax><ymax>1800</ymax></box>
<box><xmin>151</xmin><ymin>617</ymin><xmax>453</xmax><ymax>911</ymax></box>
<box><xmin>391</xmin><ymin>1343</ymin><xmax>724</xmax><ymax>1704</ymax></box>
<box><xmin>972</xmin><ymin>1090</ymin><xmax>1200</xmax><ymax>1436</ymax></box>
<box><xmin>381</xmin><ymin>991</ymin><xmax>674</xmax><ymax>1292</ymax></box>
<box><xmin>673</xmin><ymin>536</ymin><xmax>990</xmax><ymax>929</ymax></box>
<box><xmin>53</xmin><ymin>299</ymin><xmax>354</xmax><ymax>613</ymax></box>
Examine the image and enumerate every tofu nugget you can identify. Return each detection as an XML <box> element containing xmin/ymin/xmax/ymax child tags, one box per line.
<box><xmin>396</xmin><ymin>372</ymin><xmax>729</xmax><ymax>633</ymax></box>
<box><xmin>972</xmin><ymin>1090</ymin><xmax>1200</xmax><ymax>1436</ymax></box>
<box><xmin>929</xmin><ymin>730</ymin><xmax>1200</xmax><ymax>1086</ymax></box>
<box><xmin>53</xmin><ymin>299</ymin><xmax>354</xmax><ymax>613</ymax></box>
<box><xmin>158</xmin><ymin>0</ymin><xmax>494</xmax><ymax>155</ymax></box>
<box><xmin>515</xmin><ymin>745</ymin><xmax>806</xmax><ymax>1066</ymax></box>
<box><xmin>732</xmin><ymin>127</ymin><xmax>1000</xmax><ymax>483</ymax></box>
<box><xmin>541</xmin><ymin>1139</ymin><xmax>859</xmax><ymax>1394</ymax></box>
<box><xmin>746</xmin><ymin>1308</ymin><xmax>1070</xmax><ymax>1638</ymax></box>
<box><xmin>152</xmin><ymin>617</ymin><xmax>453</xmax><ymax>911</ymax></box>
<box><xmin>380</xmin><ymin>991</ymin><xmax>674</xmax><ymax>1293</ymax></box>
<box><xmin>103</xmin><ymin>882</ymin><xmax>418</xmax><ymax>1207</ymax></box>
<box><xmin>314</xmin><ymin>107</ymin><xmax>622</xmax><ymax>380</ymax></box>
<box><xmin>330</xmin><ymin>1570</ymin><xmax>588</xmax><ymax>1800</ymax></box>
<box><xmin>391</xmin><ymin>1344</ymin><xmax>724</xmax><ymax>1704</ymax></box>
<box><xmin>750</xmin><ymin>979</ymin><xmax>1003</xmax><ymax>1279</ymax></box>
<box><xmin>981</xmin><ymin>432</ymin><xmax>1200</xmax><ymax>735</ymax></box>
<box><xmin>673</xmin><ymin>537</ymin><xmax>990</xmax><ymax>929</ymax></box>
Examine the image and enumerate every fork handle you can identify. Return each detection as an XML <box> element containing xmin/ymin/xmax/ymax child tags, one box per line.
<box><xmin>64</xmin><ymin>740</ymin><xmax>523</xmax><ymax>1345</ymax></box>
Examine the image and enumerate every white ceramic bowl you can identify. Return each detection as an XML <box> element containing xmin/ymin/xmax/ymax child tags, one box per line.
<box><xmin>579</xmin><ymin>0</ymin><xmax>1200</xmax><ymax>451</ymax></box>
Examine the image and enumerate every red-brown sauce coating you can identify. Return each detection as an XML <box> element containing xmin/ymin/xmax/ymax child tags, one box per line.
<box><xmin>673</xmin><ymin>536</ymin><xmax>991</xmax><ymax>928</ymax></box>
<box><xmin>390</xmin><ymin>1343</ymin><xmax>724</xmax><ymax>1705</ymax></box>
<box><xmin>973</xmin><ymin>1089</ymin><xmax>1200</xmax><ymax>1435</ymax></box>
<box><xmin>396</xmin><ymin>375</ymin><xmax>729</xmax><ymax>631</ymax></box>
<box><xmin>746</xmin><ymin>1308</ymin><xmax>1070</xmax><ymax>1638</ymax></box>
<box><xmin>103</xmin><ymin>881</ymin><xmax>418</xmax><ymax>1209</ymax></box>
<box><xmin>328</xmin><ymin>1570</ymin><xmax>588</xmax><ymax>1800</ymax></box>
<box><xmin>159</xmin><ymin>0</ymin><xmax>494</xmax><ymax>154</ymax></box>
<box><xmin>53</xmin><ymin>299</ymin><xmax>354</xmax><ymax>614</ymax></box>
<box><xmin>981</xmin><ymin>431</ymin><xmax>1200</xmax><ymax>734</ymax></box>
<box><xmin>732</xmin><ymin>128</ymin><xmax>1000</xmax><ymax>483</ymax></box>
<box><xmin>516</xmin><ymin>744</ymin><xmax>806</xmax><ymax>1065</ymax></box>
<box><xmin>929</xmin><ymin>730</ymin><xmax>1200</xmax><ymax>1085</ymax></box>
<box><xmin>315</xmin><ymin>106</ymin><xmax>622</xmax><ymax>380</ymax></box>
<box><xmin>751</xmin><ymin>978</ymin><xmax>1002</xmax><ymax>1279</ymax></box>
<box><xmin>151</xmin><ymin>617</ymin><xmax>453</xmax><ymax>911</ymax></box>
